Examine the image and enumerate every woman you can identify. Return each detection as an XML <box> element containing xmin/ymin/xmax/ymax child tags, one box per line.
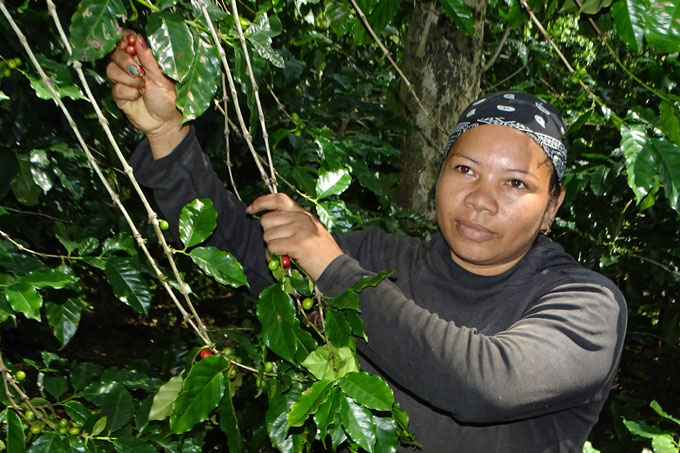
<box><xmin>108</xmin><ymin>34</ymin><xmax>627</xmax><ymax>452</ymax></box>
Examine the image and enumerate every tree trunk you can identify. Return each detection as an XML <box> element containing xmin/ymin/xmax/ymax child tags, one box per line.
<box><xmin>397</xmin><ymin>0</ymin><xmax>487</xmax><ymax>218</ymax></box>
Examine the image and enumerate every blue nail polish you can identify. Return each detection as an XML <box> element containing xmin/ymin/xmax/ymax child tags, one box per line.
<box><xmin>129</xmin><ymin>65</ymin><xmax>138</xmax><ymax>75</ymax></box>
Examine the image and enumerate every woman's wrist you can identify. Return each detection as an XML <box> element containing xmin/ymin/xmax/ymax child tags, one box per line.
<box><xmin>147</xmin><ymin>122</ymin><xmax>190</xmax><ymax>159</ymax></box>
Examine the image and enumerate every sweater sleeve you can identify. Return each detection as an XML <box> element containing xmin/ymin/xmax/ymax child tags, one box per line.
<box><xmin>316</xmin><ymin>254</ymin><xmax>626</xmax><ymax>424</ymax></box>
<box><xmin>129</xmin><ymin>127</ymin><xmax>273</xmax><ymax>294</ymax></box>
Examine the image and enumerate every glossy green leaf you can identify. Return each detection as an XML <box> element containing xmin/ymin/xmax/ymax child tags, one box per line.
<box><xmin>644</xmin><ymin>0</ymin><xmax>680</xmax><ymax>53</ymax></box>
<box><xmin>26</xmin><ymin>433</ymin><xmax>69</xmax><ymax>452</ymax></box>
<box><xmin>91</xmin><ymin>416</ymin><xmax>107</xmax><ymax>436</ymax></box>
<box><xmin>650</xmin><ymin>400</ymin><xmax>680</xmax><ymax>426</ymax></box>
<box><xmin>179</xmin><ymin>198</ymin><xmax>218</xmax><ymax>248</ymax></box>
<box><xmin>176</xmin><ymin>31</ymin><xmax>221</xmax><ymax>123</ymax></box>
<box><xmin>189</xmin><ymin>246</ymin><xmax>248</xmax><ymax>288</ymax></box>
<box><xmin>112</xmin><ymin>434</ymin><xmax>157</xmax><ymax>453</ymax></box>
<box><xmin>100</xmin><ymin>382</ymin><xmax>135</xmax><ymax>432</ymax></box>
<box><xmin>651</xmin><ymin>434</ymin><xmax>678</xmax><ymax>453</ymax></box>
<box><xmin>325</xmin><ymin>0</ymin><xmax>354</xmax><ymax>37</ymax></box>
<box><xmin>170</xmin><ymin>355</ymin><xmax>229</xmax><ymax>433</ymax></box>
<box><xmin>302</xmin><ymin>345</ymin><xmax>359</xmax><ymax>381</ymax></box>
<box><xmin>373</xmin><ymin>415</ymin><xmax>398</xmax><ymax>453</ymax></box>
<box><xmin>6</xmin><ymin>283</ymin><xmax>42</xmax><ymax>321</ymax></box>
<box><xmin>652</xmin><ymin>138</ymin><xmax>680</xmax><ymax>212</ymax></box>
<box><xmin>217</xmin><ymin>381</ymin><xmax>243</xmax><ymax>453</ymax></box>
<box><xmin>287</xmin><ymin>380</ymin><xmax>333</xmax><ymax>427</ymax></box>
<box><xmin>22</xmin><ymin>55</ymin><xmax>84</xmax><ymax>101</ymax></box>
<box><xmin>246</xmin><ymin>14</ymin><xmax>285</xmax><ymax>68</ymax></box>
<box><xmin>69</xmin><ymin>0</ymin><xmax>126</xmax><ymax>62</ymax></box>
<box><xmin>659</xmin><ymin>101</ymin><xmax>680</xmax><ymax>145</ymax></box>
<box><xmin>339</xmin><ymin>372</ymin><xmax>394</xmax><ymax>412</ymax></box>
<box><xmin>146</xmin><ymin>11</ymin><xmax>195</xmax><ymax>82</ymax></box>
<box><xmin>620</xmin><ymin>124</ymin><xmax>658</xmax><ymax>204</ymax></box>
<box><xmin>325</xmin><ymin>309</ymin><xmax>351</xmax><ymax>347</ymax></box>
<box><xmin>6</xmin><ymin>409</ymin><xmax>26</xmax><ymax>453</ymax></box>
<box><xmin>439</xmin><ymin>0</ymin><xmax>475</xmax><ymax>36</ymax></box>
<box><xmin>579</xmin><ymin>0</ymin><xmax>614</xmax><ymax>14</ymax></box>
<box><xmin>344</xmin><ymin>310</ymin><xmax>367</xmax><ymax>340</ymax></box>
<box><xmin>21</xmin><ymin>267</ymin><xmax>77</xmax><ymax>289</ymax></box>
<box><xmin>10</xmin><ymin>155</ymin><xmax>41</xmax><ymax>206</ymax></box>
<box><xmin>611</xmin><ymin>0</ymin><xmax>646</xmax><ymax>51</ymax></box>
<box><xmin>104</xmin><ymin>257</ymin><xmax>152</xmax><ymax>315</ymax></box>
<box><xmin>330</xmin><ymin>290</ymin><xmax>360</xmax><ymax>312</ymax></box>
<box><xmin>149</xmin><ymin>375</ymin><xmax>183</xmax><ymax>421</ymax></box>
<box><xmin>352</xmin><ymin>269</ymin><xmax>395</xmax><ymax>292</ymax></box>
<box><xmin>313</xmin><ymin>386</ymin><xmax>341</xmax><ymax>442</ymax></box>
<box><xmin>63</xmin><ymin>400</ymin><xmax>92</xmax><ymax>426</ymax></box>
<box><xmin>102</xmin><ymin>232</ymin><xmax>136</xmax><ymax>256</ymax></box>
<box><xmin>623</xmin><ymin>419</ymin><xmax>670</xmax><ymax>438</ymax></box>
<box><xmin>45</xmin><ymin>298</ymin><xmax>82</xmax><ymax>348</ymax></box>
<box><xmin>43</xmin><ymin>376</ymin><xmax>68</xmax><ymax>399</ymax></box>
<box><xmin>256</xmin><ymin>285</ymin><xmax>299</xmax><ymax>362</ymax></box>
<box><xmin>316</xmin><ymin>168</ymin><xmax>351</xmax><ymax>200</ymax></box>
<box><xmin>340</xmin><ymin>394</ymin><xmax>377</xmax><ymax>452</ymax></box>
<box><xmin>266</xmin><ymin>388</ymin><xmax>302</xmax><ymax>453</ymax></box>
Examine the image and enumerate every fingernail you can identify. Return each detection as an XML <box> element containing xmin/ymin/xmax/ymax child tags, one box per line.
<box><xmin>139</xmin><ymin>66</ymin><xmax>145</xmax><ymax>76</ymax></box>
<box><xmin>128</xmin><ymin>65</ymin><xmax>139</xmax><ymax>76</ymax></box>
<box><xmin>138</xmin><ymin>36</ymin><xmax>147</xmax><ymax>49</ymax></box>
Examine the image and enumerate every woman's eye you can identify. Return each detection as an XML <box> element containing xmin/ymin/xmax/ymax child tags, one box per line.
<box><xmin>508</xmin><ymin>179</ymin><xmax>527</xmax><ymax>189</ymax></box>
<box><xmin>455</xmin><ymin>165</ymin><xmax>473</xmax><ymax>175</ymax></box>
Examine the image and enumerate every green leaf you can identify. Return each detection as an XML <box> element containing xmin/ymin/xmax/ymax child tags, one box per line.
<box><xmin>99</xmin><ymin>382</ymin><xmax>135</xmax><ymax>432</ymax></box>
<box><xmin>623</xmin><ymin>419</ymin><xmax>669</xmax><ymax>438</ymax></box>
<box><xmin>620</xmin><ymin>124</ymin><xmax>658</xmax><ymax>203</ymax></box>
<box><xmin>339</xmin><ymin>372</ymin><xmax>394</xmax><ymax>412</ymax></box>
<box><xmin>314</xmin><ymin>386</ymin><xmax>342</xmax><ymax>443</ymax></box>
<box><xmin>579</xmin><ymin>0</ymin><xmax>614</xmax><ymax>14</ymax></box>
<box><xmin>104</xmin><ymin>257</ymin><xmax>152</xmax><ymax>315</ymax></box>
<box><xmin>146</xmin><ymin>11</ymin><xmax>195</xmax><ymax>82</ymax></box>
<box><xmin>340</xmin><ymin>394</ymin><xmax>377</xmax><ymax>452</ymax></box>
<box><xmin>325</xmin><ymin>1</ymin><xmax>354</xmax><ymax>37</ymax></box>
<box><xmin>644</xmin><ymin>0</ymin><xmax>680</xmax><ymax>53</ymax></box>
<box><xmin>650</xmin><ymin>400</ymin><xmax>680</xmax><ymax>426</ymax></box>
<box><xmin>149</xmin><ymin>375</ymin><xmax>183</xmax><ymax>421</ymax></box>
<box><xmin>330</xmin><ymin>290</ymin><xmax>360</xmax><ymax>312</ymax></box>
<box><xmin>170</xmin><ymin>355</ymin><xmax>229</xmax><ymax>433</ymax></box>
<box><xmin>112</xmin><ymin>434</ymin><xmax>157</xmax><ymax>453</ymax></box>
<box><xmin>439</xmin><ymin>0</ymin><xmax>475</xmax><ymax>36</ymax></box>
<box><xmin>611</xmin><ymin>0</ymin><xmax>646</xmax><ymax>51</ymax></box>
<box><xmin>659</xmin><ymin>101</ymin><xmax>680</xmax><ymax>145</ymax></box>
<box><xmin>651</xmin><ymin>138</ymin><xmax>680</xmax><ymax>212</ymax></box>
<box><xmin>246</xmin><ymin>14</ymin><xmax>285</xmax><ymax>68</ymax></box>
<box><xmin>373</xmin><ymin>415</ymin><xmax>398</xmax><ymax>453</ymax></box>
<box><xmin>91</xmin><ymin>416</ymin><xmax>107</xmax><ymax>437</ymax></box>
<box><xmin>352</xmin><ymin>269</ymin><xmax>396</xmax><ymax>292</ymax></box>
<box><xmin>102</xmin><ymin>232</ymin><xmax>136</xmax><ymax>256</ymax></box>
<box><xmin>325</xmin><ymin>309</ymin><xmax>351</xmax><ymax>347</ymax></box>
<box><xmin>651</xmin><ymin>434</ymin><xmax>678</xmax><ymax>453</ymax></box>
<box><xmin>256</xmin><ymin>285</ymin><xmax>299</xmax><ymax>363</ymax></box>
<box><xmin>189</xmin><ymin>246</ymin><xmax>248</xmax><ymax>288</ymax></box>
<box><xmin>45</xmin><ymin>299</ymin><xmax>83</xmax><ymax>349</ymax></box>
<box><xmin>217</xmin><ymin>381</ymin><xmax>243</xmax><ymax>453</ymax></box>
<box><xmin>179</xmin><ymin>198</ymin><xmax>218</xmax><ymax>248</ymax></box>
<box><xmin>43</xmin><ymin>376</ymin><xmax>68</xmax><ymax>399</ymax></box>
<box><xmin>21</xmin><ymin>267</ymin><xmax>77</xmax><ymax>289</ymax></box>
<box><xmin>0</xmin><ymin>90</ymin><xmax>9</xmax><ymax>101</ymax></box>
<box><xmin>287</xmin><ymin>380</ymin><xmax>333</xmax><ymax>427</ymax></box>
<box><xmin>176</xmin><ymin>30</ymin><xmax>221</xmax><ymax>122</ymax></box>
<box><xmin>6</xmin><ymin>283</ymin><xmax>42</xmax><ymax>321</ymax></box>
<box><xmin>266</xmin><ymin>388</ymin><xmax>301</xmax><ymax>453</ymax></box>
<box><xmin>69</xmin><ymin>0</ymin><xmax>126</xmax><ymax>62</ymax></box>
<box><xmin>316</xmin><ymin>168</ymin><xmax>351</xmax><ymax>200</ymax></box>
<box><xmin>6</xmin><ymin>409</ymin><xmax>26</xmax><ymax>453</ymax></box>
<box><xmin>302</xmin><ymin>345</ymin><xmax>359</xmax><ymax>381</ymax></box>
<box><xmin>26</xmin><ymin>433</ymin><xmax>69</xmax><ymax>452</ymax></box>
<box><xmin>22</xmin><ymin>55</ymin><xmax>84</xmax><ymax>101</ymax></box>
<box><xmin>63</xmin><ymin>400</ymin><xmax>93</xmax><ymax>427</ymax></box>
<box><xmin>10</xmin><ymin>155</ymin><xmax>41</xmax><ymax>206</ymax></box>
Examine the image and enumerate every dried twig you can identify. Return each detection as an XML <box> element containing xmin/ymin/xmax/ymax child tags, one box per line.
<box><xmin>220</xmin><ymin>70</ymin><xmax>242</xmax><ymax>201</ymax></box>
<box><xmin>0</xmin><ymin>229</ymin><xmax>75</xmax><ymax>260</ymax></box>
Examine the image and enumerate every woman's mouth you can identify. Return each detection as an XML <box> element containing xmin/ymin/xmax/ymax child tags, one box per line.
<box><xmin>456</xmin><ymin>220</ymin><xmax>496</xmax><ymax>241</ymax></box>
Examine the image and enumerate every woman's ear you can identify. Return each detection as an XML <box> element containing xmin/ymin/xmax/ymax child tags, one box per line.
<box><xmin>541</xmin><ymin>186</ymin><xmax>566</xmax><ymax>231</ymax></box>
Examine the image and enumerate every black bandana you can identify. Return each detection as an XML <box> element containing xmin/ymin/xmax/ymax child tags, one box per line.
<box><xmin>444</xmin><ymin>91</ymin><xmax>568</xmax><ymax>181</ymax></box>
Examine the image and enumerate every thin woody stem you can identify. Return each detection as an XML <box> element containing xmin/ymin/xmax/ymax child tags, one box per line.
<box><xmin>1</xmin><ymin>1</ymin><xmax>208</xmax><ymax>345</ymax></box>
<box><xmin>0</xmin><ymin>229</ymin><xmax>76</xmax><ymax>260</ymax></box>
<box><xmin>348</xmin><ymin>0</ymin><xmax>447</xmax><ymax>137</ymax></box>
<box><xmin>221</xmin><ymin>70</ymin><xmax>242</xmax><ymax>201</ymax></box>
<box><xmin>45</xmin><ymin>0</ymin><xmax>211</xmax><ymax>344</ymax></box>
<box><xmin>198</xmin><ymin>0</ymin><xmax>276</xmax><ymax>194</ymax></box>
<box><xmin>228</xmin><ymin>0</ymin><xmax>277</xmax><ymax>190</ymax></box>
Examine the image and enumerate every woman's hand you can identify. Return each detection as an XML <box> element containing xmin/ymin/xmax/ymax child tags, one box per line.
<box><xmin>106</xmin><ymin>32</ymin><xmax>188</xmax><ymax>159</ymax></box>
<box><xmin>246</xmin><ymin>194</ymin><xmax>344</xmax><ymax>282</ymax></box>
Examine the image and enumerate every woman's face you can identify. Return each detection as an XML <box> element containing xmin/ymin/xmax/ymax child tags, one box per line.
<box><xmin>435</xmin><ymin>124</ymin><xmax>565</xmax><ymax>276</ymax></box>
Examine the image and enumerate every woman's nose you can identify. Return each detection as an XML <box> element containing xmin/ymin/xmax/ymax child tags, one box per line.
<box><xmin>464</xmin><ymin>182</ymin><xmax>498</xmax><ymax>214</ymax></box>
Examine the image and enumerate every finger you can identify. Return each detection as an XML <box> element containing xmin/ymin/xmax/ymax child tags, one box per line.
<box><xmin>106</xmin><ymin>61</ymin><xmax>142</xmax><ymax>88</ymax></box>
<box><xmin>246</xmin><ymin>193</ymin><xmax>302</xmax><ymax>214</ymax></box>
<box><xmin>110</xmin><ymin>44</ymin><xmax>144</xmax><ymax>79</ymax></box>
<box><xmin>133</xmin><ymin>35</ymin><xmax>165</xmax><ymax>82</ymax></box>
<box><xmin>112</xmin><ymin>83</ymin><xmax>142</xmax><ymax>104</ymax></box>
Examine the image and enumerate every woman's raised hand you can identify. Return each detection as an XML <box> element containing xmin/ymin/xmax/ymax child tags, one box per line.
<box><xmin>106</xmin><ymin>32</ymin><xmax>188</xmax><ymax>158</ymax></box>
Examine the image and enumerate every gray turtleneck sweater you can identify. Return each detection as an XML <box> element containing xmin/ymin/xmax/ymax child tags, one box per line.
<box><xmin>131</xmin><ymin>127</ymin><xmax>627</xmax><ymax>452</ymax></box>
